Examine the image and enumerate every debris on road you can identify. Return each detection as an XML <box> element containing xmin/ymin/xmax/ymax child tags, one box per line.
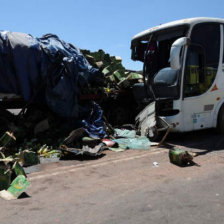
<box><xmin>0</xmin><ymin>30</ymin><xmax>171</xmax><ymax>184</ymax></box>
<box><xmin>0</xmin><ymin>152</ymin><xmax>29</xmax><ymax>200</ymax></box>
<box><xmin>153</xmin><ymin>162</ymin><xmax>159</xmax><ymax>167</ymax></box>
<box><xmin>108</xmin><ymin>147</ymin><xmax>126</xmax><ymax>152</ymax></box>
<box><xmin>101</xmin><ymin>139</ymin><xmax>117</xmax><ymax>148</ymax></box>
<box><xmin>113</xmin><ymin>136</ymin><xmax>151</xmax><ymax>150</ymax></box>
<box><xmin>0</xmin><ymin>132</ymin><xmax>16</xmax><ymax>147</ymax></box>
<box><xmin>81</xmin><ymin>49</ymin><xmax>143</xmax><ymax>90</ymax></box>
<box><xmin>169</xmin><ymin>147</ymin><xmax>197</xmax><ymax>166</ymax></box>
<box><xmin>114</xmin><ymin>128</ymin><xmax>136</xmax><ymax>138</ymax></box>
<box><xmin>0</xmin><ymin>175</ymin><xmax>29</xmax><ymax>200</ymax></box>
<box><xmin>0</xmin><ymin>160</ymin><xmax>11</xmax><ymax>190</ymax></box>
<box><xmin>17</xmin><ymin>150</ymin><xmax>40</xmax><ymax>167</ymax></box>
<box><xmin>60</xmin><ymin>143</ymin><xmax>105</xmax><ymax>158</ymax></box>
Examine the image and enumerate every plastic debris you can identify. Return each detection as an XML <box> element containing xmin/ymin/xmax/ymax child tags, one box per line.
<box><xmin>169</xmin><ymin>147</ymin><xmax>194</xmax><ymax>166</ymax></box>
<box><xmin>114</xmin><ymin>129</ymin><xmax>136</xmax><ymax>138</ymax></box>
<box><xmin>12</xmin><ymin>161</ymin><xmax>27</xmax><ymax>177</ymax></box>
<box><xmin>108</xmin><ymin>147</ymin><xmax>126</xmax><ymax>152</ymax></box>
<box><xmin>37</xmin><ymin>145</ymin><xmax>60</xmax><ymax>158</ymax></box>
<box><xmin>0</xmin><ymin>175</ymin><xmax>29</xmax><ymax>200</ymax></box>
<box><xmin>60</xmin><ymin>143</ymin><xmax>106</xmax><ymax>158</ymax></box>
<box><xmin>0</xmin><ymin>132</ymin><xmax>16</xmax><ymax>147</ymax></box>
<box><xmin>113</xmin><ymin>136</ymin><xmax>150</xmax><ymax>150</ymax></box>
<box><xmin>81</xmin><ymin>102</ymin><xmax>106</xmax><ymax>139</ymax></box>
<box><xmin>153</xmin><ymin>162</ymin><xmax>159</xmax><ymax>167</ymax></box>
<box><xmin>37</xmin><ymin>145</ymin><xmax>49</xmax><ymax>155</ymax></box>
<box><xmin>18</xmin><ymin>150</ymin><xmax>40</xmax><ymax>167</ymax></box>
<box><xmin>0</xmin><ymin>152</ymin><xmax>29</xmax><ymax>200</ymax></box>
<box><xmin>102</xmin><ymin>139</ymin><xmax>117</xmax><ymax>147</ymax></box>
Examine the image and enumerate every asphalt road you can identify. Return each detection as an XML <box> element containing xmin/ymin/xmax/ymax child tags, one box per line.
<box><xmin>1</xmin><ymin>129</ymin><xmax>224</xmax><ymax>224</ymax></box>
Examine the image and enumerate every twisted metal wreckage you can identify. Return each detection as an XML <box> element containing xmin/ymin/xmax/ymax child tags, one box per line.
<box><xmin>0</xmin><ymin>31</ymin><xmax>170</xmax><ymax>195</ymax></box>
<box><xmin>0</xmin><ymin>31</ymin><xmax>170</xmax><ymax>199</ymax></box>
<box><xmin>0</xmin><ymin>31</ymin><xmax>168</xmax><ymax>148</ymax></box>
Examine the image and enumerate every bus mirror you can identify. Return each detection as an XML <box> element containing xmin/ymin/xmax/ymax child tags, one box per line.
<box><xmin>170</xmin><ymin>37</ymin><xmax>190</xmax><ymax>70</ymax></box>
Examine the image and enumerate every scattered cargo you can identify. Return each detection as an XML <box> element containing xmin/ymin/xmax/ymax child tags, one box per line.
<box><xmin>169</xmin><ymin>147</ymin><xmax>197</xmax><ymax>166</ymax></box>
<box><xmin>0</xmin><ymin>30</ymin><xmax>184</xmax><ymax>201</ymax></box>
<box><xmin>0</xmin><ymin>31</ymin><xmax>155</xmax><ymax>166</ymax></box>
<box><xmin>0</xmin><ymin>153</ymin><xmax>29</xmax><ymax>200</ymax></box>
<box><xmin>0</xmin><ymin>175</ymin><xmax>29</xmax><ymax>200</ymax></box>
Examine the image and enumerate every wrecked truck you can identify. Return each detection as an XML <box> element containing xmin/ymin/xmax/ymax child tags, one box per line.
<box><xmin>0</xmin><ymin>32</ymin><xmax>104</xmax><ymax>118</ymax></box>
<box><xmin>0</xmin><ymin>31</ymin><xmax>143</xmax><ymax>144</ymax></box>
<box><xmin>132</xmin><ymin>17</ymin><xmax>224</xmax><ymax>137</ymax></box>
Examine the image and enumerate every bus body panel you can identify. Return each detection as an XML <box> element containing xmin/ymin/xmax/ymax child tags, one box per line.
<box><xmin>132</xmin><ymin>18</ymin><xmax>224</xmax><ymax>133</ymax></box>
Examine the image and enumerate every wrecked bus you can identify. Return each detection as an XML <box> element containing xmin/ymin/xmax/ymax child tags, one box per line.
<box><xmin>132</xmin><ymin>17</ymin><xmax>224</xmax><ymax>137</ymax></box>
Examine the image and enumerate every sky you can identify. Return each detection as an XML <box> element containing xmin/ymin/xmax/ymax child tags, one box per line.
<box><xmin>0</xmin><ymin>0</ymin><xmax>223</xmax><ymax>70</ymax></box>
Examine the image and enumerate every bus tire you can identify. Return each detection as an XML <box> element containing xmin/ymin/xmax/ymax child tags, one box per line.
<box><xmin>217</xmin><ymin>105</ymin><xmax>224</xmax><ymax>134</ymax></box>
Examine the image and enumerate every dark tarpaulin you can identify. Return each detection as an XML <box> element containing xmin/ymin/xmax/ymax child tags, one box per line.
<box><xmin>81</xmin><ymin>102</ymin><xmax>106</xmax><ymax>139</ymax></box>
<box><xmin>0</xmin><ymin>31</ymin><xmax>102</xmax><ymax>118</ymax></box>
<box><xmin>0</xmin><ymin>31</ymin><xmax>106</xmax><ymax>138</ymax></box>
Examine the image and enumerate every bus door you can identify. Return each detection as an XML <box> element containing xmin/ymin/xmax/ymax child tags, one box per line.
<box><xmin>182</xmin><ymin>23</ymin><xmax>221</xmax><ymax>131</ymax></box>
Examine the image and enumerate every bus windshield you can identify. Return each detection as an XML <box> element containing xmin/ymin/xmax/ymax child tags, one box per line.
<box><xmin>131</xmin><ymin>25</ymin><xmax>189</xmax><ymax>79</ymax></box>
<box><xmin>131</xmin><ymin>25</ymin><xmax>189</xmax><ymax>99</ymax></box>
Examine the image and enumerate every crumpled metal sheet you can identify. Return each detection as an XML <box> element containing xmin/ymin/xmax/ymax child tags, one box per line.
<box><xmin>135</xmin><ymin>102</ymin><xmax>156</xmax><ymax>136</ymax></box>
<box><xmin>60</xmin><ymin>143</ymin><xmax>105</xmax><ymax>157</ymax></box>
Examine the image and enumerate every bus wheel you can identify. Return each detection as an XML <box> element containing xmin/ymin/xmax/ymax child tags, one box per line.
<box><xmin>217</xmin><ymin>105</ymin><xmax>224</xmax><ymax>134</ymax></box>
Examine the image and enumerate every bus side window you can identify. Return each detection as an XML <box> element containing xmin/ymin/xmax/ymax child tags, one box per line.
<box><xmin>184</xmin><ymin>45</ymin><xmax>205</xmax><ymax>97</ymax></box>
<box><xmin>184</xmin><ymin>23</ymin><xmax>220</xmax><ymax>97</ymax></box>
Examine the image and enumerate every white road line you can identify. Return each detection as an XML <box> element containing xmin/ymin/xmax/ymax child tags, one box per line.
<box><xmin>29</xmin><ymin>149</ymin><xmax>166</xmax><ymax>181</ymax></box>
<box><xmin>30</xmin><ymin>148</ymin><xmax>160</xmax><ymax>176</ymax></box>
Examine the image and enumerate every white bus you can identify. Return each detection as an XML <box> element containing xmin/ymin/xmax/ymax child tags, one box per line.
<box><xmin>131</xmin><ymin>17</ymin><xmax>224</xmax><ymax>135</ymax></box>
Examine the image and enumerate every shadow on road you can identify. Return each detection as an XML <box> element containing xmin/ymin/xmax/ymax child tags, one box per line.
<box><xmin>164</xmin><ymin>128</ymin><xmax>224</xmax><ymax>155</ymax></box>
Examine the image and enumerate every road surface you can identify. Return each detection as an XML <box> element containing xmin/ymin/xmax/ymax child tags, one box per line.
<box><xmin>0</xmin><ymin>129</ymin><xmax>224</xmax><ymax>224</ymax></box>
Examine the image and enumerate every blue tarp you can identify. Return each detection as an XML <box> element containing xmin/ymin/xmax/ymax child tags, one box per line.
<box><xmin>81</xmin><ymin>102</ymin><xmax>106</xmax><ymax>138</ymax></box>
<box><xmin>0</xmin><ymin>31</ymin><xmax>102</xmax><ymax>118</ymax></box>
<box><xmin>0</xmin><ymin>31</ymin><xmax>105</xmax><ymax>138</ymax></box>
